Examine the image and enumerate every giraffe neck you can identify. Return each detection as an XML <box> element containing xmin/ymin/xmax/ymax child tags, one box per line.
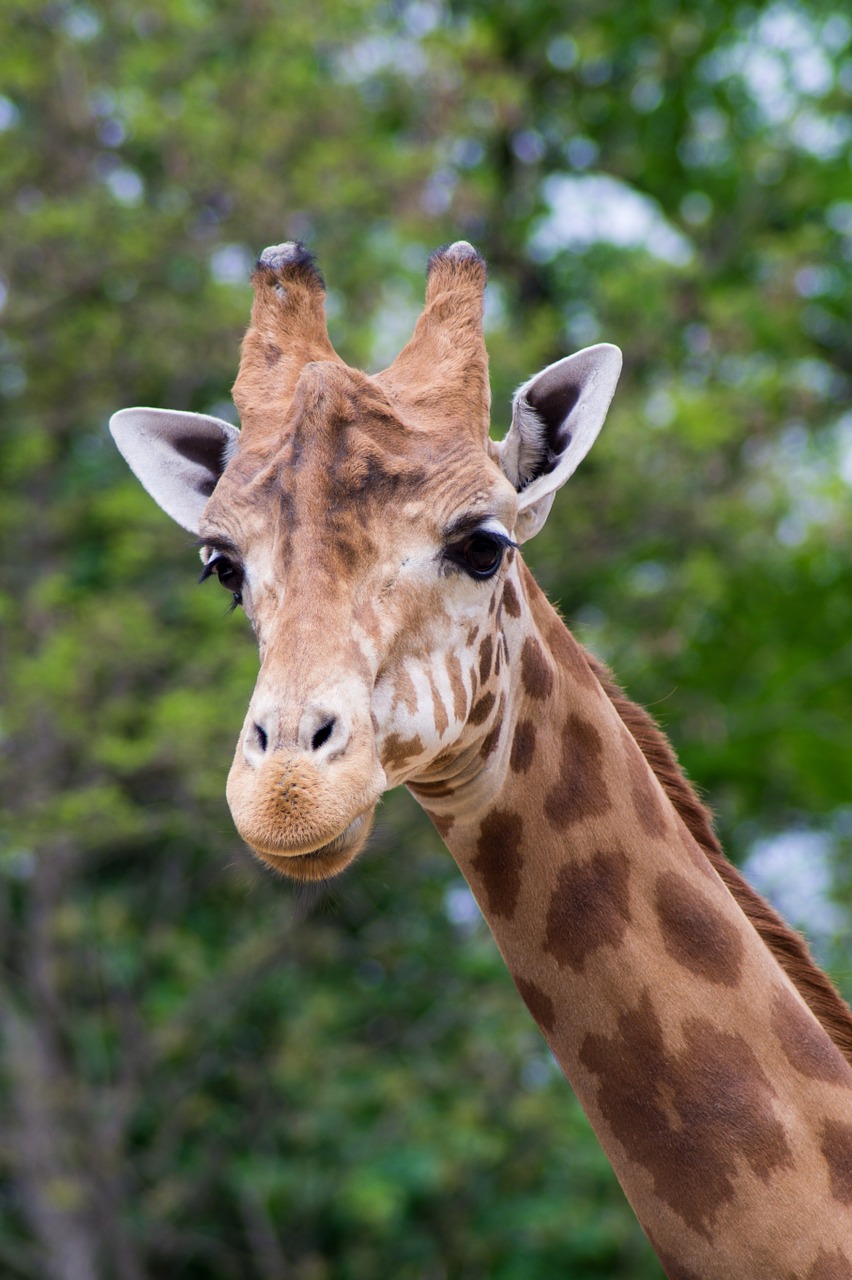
<box><xmin>410</xmin><ymin>562</ymin><xmax>852</xmax><ymax>1279</ymax></box>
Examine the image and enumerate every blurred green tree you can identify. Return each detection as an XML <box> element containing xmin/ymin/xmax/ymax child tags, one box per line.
<box><xmin>1</xmin><ymin>1</ymin><xmax>850</xmax><ymax>1276</ymax></box>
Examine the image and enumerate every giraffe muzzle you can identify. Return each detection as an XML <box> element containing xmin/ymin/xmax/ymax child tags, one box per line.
<box><xmin>225</xmin><ymin>731</ymin><xmax>387</xmax><ymax>881</ymax></box>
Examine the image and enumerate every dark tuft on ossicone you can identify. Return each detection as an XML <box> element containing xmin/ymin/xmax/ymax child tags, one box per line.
<box><xmin>427</xmin><ymin>241</ymin><xmax>488</xmax><ymax>276</ymax></box>
<box><xmin>253</xmin><ymin>241</ymin><xmax>326</xmax><ymax>289</ymax></box>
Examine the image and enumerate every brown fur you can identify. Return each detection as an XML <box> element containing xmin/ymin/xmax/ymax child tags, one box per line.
<box><xmin>375</xmin><ymin>245</ymin><xmax>491</xmax><ymax>441</ymax></box>
<box><xmin>233</xmin><ymin>246</ymin><xmax>343</xmax><ymax>441</ymax></box>
<box><xmin>585</xmin><ymin>652</ymin><xmax>852</xmax><ymax>1068</ymax></box>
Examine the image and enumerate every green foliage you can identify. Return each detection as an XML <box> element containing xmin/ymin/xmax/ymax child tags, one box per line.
<box><xmin>1</xmin><ymin>0</ymin><xmax>850</xmax><ymax>1276</ymax></box>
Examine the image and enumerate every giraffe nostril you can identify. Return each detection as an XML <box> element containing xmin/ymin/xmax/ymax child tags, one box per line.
<box><xmin>311</xmin><ymin>719</ymin><xmax>335</xmax><ymax>752</ymax></box>
<box><xmin>254</xmin><ymin>722</ymin><xmax>268</xmax><ymax>753</ymax></box>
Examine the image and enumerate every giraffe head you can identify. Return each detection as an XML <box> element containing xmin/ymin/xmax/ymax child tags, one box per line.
<box><xmin>111</xmin><ymin>242</ymin><xmax>621</xmax><ymax>880</ymax></box>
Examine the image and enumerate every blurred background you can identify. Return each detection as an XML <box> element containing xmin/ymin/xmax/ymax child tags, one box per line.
<box><xmin>1</xmin><ymin>0</ymin><xmax>851</xmax><ymax>1276</ymax></box>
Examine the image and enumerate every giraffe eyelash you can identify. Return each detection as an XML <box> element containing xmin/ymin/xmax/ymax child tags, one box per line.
<box><xmin>198</xmin><ymin>552</ymin><xmax>245</xmax><ymax>609</ymax></box>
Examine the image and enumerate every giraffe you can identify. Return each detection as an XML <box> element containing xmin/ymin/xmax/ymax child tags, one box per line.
<box><xmin>110</xmin><ymin>241</ymin><xmax>852</xmax><ymax>1277</ymax></box>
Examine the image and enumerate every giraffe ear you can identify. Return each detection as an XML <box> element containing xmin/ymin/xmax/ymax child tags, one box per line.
<box><xmin>109</xmin><ymin>407</ymin><xmax>240</xmax><ymax>534</ymax></box>
<box><xmin>497</xmin><ymin>343</ymin><xmax>622</xmax><ymax>543</ymax></box>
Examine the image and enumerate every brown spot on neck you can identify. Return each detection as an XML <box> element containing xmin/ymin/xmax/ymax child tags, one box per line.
<box><xmin>520</xmin><ymin>635</ymin><xmax>554</xmax><ymax>700</ymax></box>
<box><xmin>513</xmin><ymin>976</ymin><xmax>556</xmax><ymax>1035</ymax></box>
<box><xmin>821</xmin><ymin>1120</ymin><xmax>852</xmax><ymax>1206</ymax></box>
<box><xmin>580</xmin><ymin>992</ymin><xmax>793</xmax><ymax>1237</ymax></box>
<box><xmin>624</xmin><ymin>737</ymin><xmax>670</xmax><ymax>837</ymax></box>
<box><xmin>772</xmin><ymin>987</ymin><xmax>852</xmax><ymax>1085</ymax></box>
<box><xmin>478</xmin><ymin>634</ymin><xmax>493</xmax><ymax>683</ymax></box>
<box><xmin>544</xmin><ymin>714</ymin><xmax>611</xmax><ymax>828</ymax></box>
<box><xmin>581</xmin><ymin>648</ymin><xmax>852</xmax><ymax>1069</ymax></box>
<box><xmin>479</xmin><ymin>695</ymin><xmax>505</xmax><ymax>760</ymax></box>
<box><xmin>470</xmin><ymin>809</ymin><xmax>525</xmax><ymax>920</ymax></box>
<box><xmin>545</xmin><ymin>847</ymin><xmax>631</xmax><ymax>971</ymax></box>
<box><xmin>509</xmin><ymin>718</ymin><xmax>536</xmax><ymax>774</ymax></box>
<box><xmin>539</xmin><ymin>604</ymin><xmax>599</xmax><ymax>690</ymax></box>
<box><xmin>424</xmin><ymin>808</ymin><xmax>455</xmax><ymax>840</ymax></box>
<box><xmin>501</xmin><ymin>578</ymin><xmax>521</xmax><ymax>618</ymax></box>
<box><xmin>469</xmin><ymin>689</ymin><xmax>496</xmax><ymax>726</ymax></box>
<box><xmin>655</xmin><ymin>870</ymin><xmax>744</xmax><ymax>987</ymax></box>
<box><xmin>807</xmin><ymin>1249</ymin><xmax>852</xmax><ymax>1280</ymax></box>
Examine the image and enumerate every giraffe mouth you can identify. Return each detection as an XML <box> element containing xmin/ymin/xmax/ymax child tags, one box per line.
<box><xmin>251</xmin><ymin>809</ymin><xmax>375</xmax><ymax>882</ymax></box>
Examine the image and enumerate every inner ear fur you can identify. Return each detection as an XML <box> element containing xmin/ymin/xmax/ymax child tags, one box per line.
<box><xmin>498</xmin><ymin>343</ymin><xmax>622</xmax><ymax>540</ymax></box>
<box><xmin>109</xmin><ymin>407</ymin><xmax>240</xmax><ymax>534</ymax></box>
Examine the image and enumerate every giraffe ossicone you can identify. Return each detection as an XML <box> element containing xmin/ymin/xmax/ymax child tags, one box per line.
<box><xmin>257</xmin><ymin>240</ymin><xmax>311</xmax><ymax>269</ymax></box>
<box><xmin>110</xmin><ymin>242</ymin><xmax>852</xmax><ymax>1277</ymax></box>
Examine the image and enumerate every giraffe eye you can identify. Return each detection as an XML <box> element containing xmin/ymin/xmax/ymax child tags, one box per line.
<box><xmin>447</xmin><ymin>532</ymin><xmax>507</xmax><ymax>580</ymax></box>
<box><xmin>199</xmin><ymin>555</ymin><xmax>244</xmax><ymax>606</ymax></box>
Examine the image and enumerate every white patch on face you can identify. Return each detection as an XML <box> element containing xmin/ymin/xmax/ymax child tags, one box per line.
<box><xmin>429</xmin><ymin>651</ymin><xmax>462</xmax><ymax>733</ymax></box>
<box><xmin>406</xmin><ymin>659</ymin><xmax>447</xmax><ymax>744</ymax></box>
<box><xmin>252</xmin><ymin>541</ymin><xmax>287</xmax><ymax>608</ymax></box>
<box><xmin>370</xmin><ymin>674</ymin><xmax>396</xmax><ymax>736</ymax></box>
<box><xmin>376</xmin><ymin>657</ymin><xmax>430</xmax><ymax>738</ymax></box>
<box><xmin>373</xmin><ymin>638</ymin><xmax>480</xmax><ymax>784</ymax></box>
<box><xmin>443</xmin><ymin>646</ymin><xmax>472</xmax><ymax>722</ymax></box>
<box><xmin>351</xmin><ymin>617</ymin><xmax>380</xmax><ymax>670</ymax></box>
